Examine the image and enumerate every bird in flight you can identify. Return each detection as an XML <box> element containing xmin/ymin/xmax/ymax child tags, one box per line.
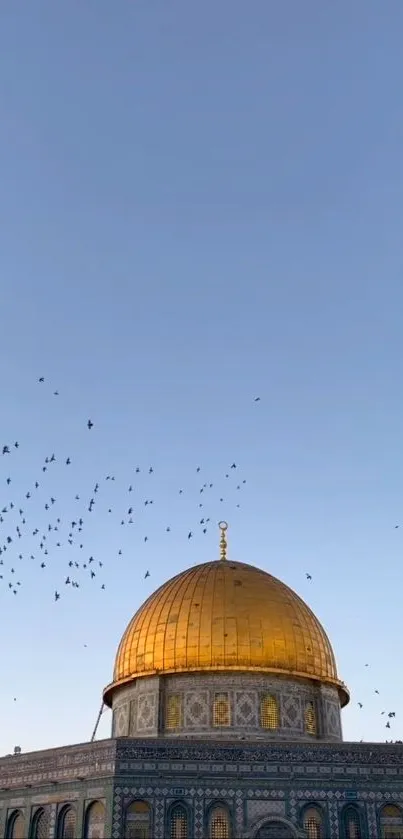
<box><xmin>54</xmin><ymin>591</ymin><xmax>60</xmax><ymax>601</ymax></box>
<box><xmin>306</xmin><ymin>573</ymin><xmax>312</xmax><ymax>580</ymax></box>
<box><xmin>87</xmin><ymin>419</ymin><xmax>94</xmax><ymax>430</ymax></box>
<box><xmin>254</xmin><ymin>396</ymin><xmax>261</xmax><ymax>402</ymax></box>
<box><xmin>144</xmin><ymin>570</ymin><xmax>150</xmax><ymax>578</ymax></box>
<box><xmin>358</xmin><ymin>702</ymin><xmax>363</xmax><ymax>709</ymax></box>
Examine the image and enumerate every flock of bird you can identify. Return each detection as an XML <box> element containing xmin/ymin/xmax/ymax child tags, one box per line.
<box><xmin>356</xmin><ymin>667</ymin><xmax>397</xmax><ymax>732</ymax></box>
<box><xmin>2</xmin><ymin>378</ymin><xmax>399</xmax><ymax>741</ymax></box>
<box><xmin>0</xmin><ymin>376</ymin><xmax>255</xmax><ymax>603</ymax></box>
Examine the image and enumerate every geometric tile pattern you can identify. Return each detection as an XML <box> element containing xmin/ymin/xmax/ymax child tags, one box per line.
<box><xmin>234</xmin><ymin>691</ymin><xmax>258</xmax><ymax>727</ymax></box>
<box><xmin>235</xmin><ymin>790</ymin><xmax>244</xmax><ymax>836</ymax></box>
<box><xmin>281</xmin><ymin>694</ymin><xmax>302</xmax><ymax>730</ymax></box>
<box><xmin>137</xmin><ymin>693</ymin><xmax>157</xmax><ymax>732</ymax></box>
<box><xmin>110</xmin><ymin>672</ymin><xmax>343</xmax><ymax>741</ymax></box>
<box><xmin>114</xmin><ymin>702</ymin><xmax>129</xmax><ymax>736</ymax></box>
<box><xmin>2</xmin><ymin>734</ymin><xmax>403</xmax><ymax>839</ymax></box>
<box><xmin>129</xmin><ymin>699</ymin><xmax>138</xmax><ymax>735</ymax></box>
<box><xmin>328</xmin><ymin>799</ymin><xmax>339</xmax><ymax>838</ymax></box>
<box><xmin>154</xmin><ymin>798</ymin><xmax>165</xmax><ymax>839</ymax></box>
<box><xmin>325</xmin><ymin>701</ymin><xmax>342</xmax><ymax>739</ymax></box>
<box><xmin>194</xmin><ymin>798</ymin><xmax>204</xmax><ymax>838</ymax></box>
<box><xmin>366</xmin><ymin>802</ymin><xmax>378</xmax><ymax>839</ymax></box>
<box><xmin>247</xmin><ymin>799</ymin><xmax>286</xmax><ymax>823</ymax></box>
<box><xmin>184</xmin><ymin>691</ymin><xmax>209</xmax><ymax>728</ymax></box>
<box><xmin>112</xmin><ymin>791</ymin><xmax>122</xmax><ymax>839</ymax></box>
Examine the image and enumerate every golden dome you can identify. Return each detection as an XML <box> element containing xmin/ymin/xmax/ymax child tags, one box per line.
<box><xmin>104</xmin><ymin>555</ymin><xmax>348</xmax><ymax>707</ymax></box>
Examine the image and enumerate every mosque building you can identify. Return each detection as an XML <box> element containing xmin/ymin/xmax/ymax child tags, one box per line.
<box><xmin>1</xmin><ymin>523</ymin><xmax>402</xmax><ymax>839</ymax></box>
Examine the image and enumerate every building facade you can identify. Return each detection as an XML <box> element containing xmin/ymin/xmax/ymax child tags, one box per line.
<box><xmin>1</xmin><ymin>525</ymin><xmax>402</xmax><ymax>838</ymax></box>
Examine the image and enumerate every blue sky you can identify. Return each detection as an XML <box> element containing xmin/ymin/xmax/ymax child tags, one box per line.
<box><xmin>0</xmin><ymin>2</ymin><xmax>402</xmax><ymax>754</ymax></box>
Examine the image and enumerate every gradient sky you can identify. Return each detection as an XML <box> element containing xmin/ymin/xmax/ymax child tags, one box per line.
<box><xmin>0</xmin><ymin>2</ymin><xmax>402</xmax><ymax>756</ymax></box>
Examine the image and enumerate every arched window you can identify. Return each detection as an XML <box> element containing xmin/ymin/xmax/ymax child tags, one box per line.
<box><xmin>209</xmin><ymin>805</ymin><xmax>230</xmax><ymax>839</ymax></box>
<box><xmin>125</xmin><ymin>801</ymin><xmax>151</xmax><ymax>839</ymax></box>
<box><xmin>57</xmin><ymin>806</ymin><xmax>77</xmax><ymax>839</ymax></box>
<box><xmin>84</xmin><ymin>801</ymin><xmax>106</xmax><ymax>839</ymax></box>
<box><xmin>213</xmin><ymin>692</ymin><xmax>230</xmax><ymax>727</ymax></box>
<box><xmin>305</xmin><ymin>701</ymin><xmax>317</xmax><ymax>735</ymax></box>
<box><xmin>170</xmin><ymin>804</ymin><xmax>188</xmax><ymax>839</ymax></box>
<box><xmin>380</xmin><ymin>804</ymin><xmax>403</xmax><ymax>839</ymax></box>
<box><xmin>166</xmin><ymin>694</ymin><xmax>181</xmax><ymax>730</ymax></box>
<box><xmin>6</xmin><ymin>810</ymin><xmax>25</xmax><ymax>839</ymax></box>
<box><xmin>303</xmin><ymin>807</ymin><xmax>323</xmax><ymax>839</ymax></box>
<box><xmin>32</xmin><ymin>808</ymin><xmax>50</xmax><ymax>839</ymax></box>
<box><xmin>343</xmin><ymin>806</ymin><xmax>362</xmax><ymax>839</ymax></box>
<box><xmin>260</xmin><ymin>694</ymin><xmax>279</xmax><ymax>729</ymax></box>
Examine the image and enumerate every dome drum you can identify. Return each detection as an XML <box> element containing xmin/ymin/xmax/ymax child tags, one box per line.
<box><xmin>110</xmin><ymin>671</ymin><xmax>343</xmax><ymax>741</ymax></box>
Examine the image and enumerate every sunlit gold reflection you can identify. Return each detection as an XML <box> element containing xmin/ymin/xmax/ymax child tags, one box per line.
<box><xmin>104</xmin><ymin>559</ymin><xmax>348</xmax><ymax>707</ymax></box>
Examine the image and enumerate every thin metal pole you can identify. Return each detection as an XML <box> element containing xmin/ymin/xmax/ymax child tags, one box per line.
<box><xmin>91</xmin><ymin>702</ymin><xmax>105</xmax><ymax>742</ymax></box>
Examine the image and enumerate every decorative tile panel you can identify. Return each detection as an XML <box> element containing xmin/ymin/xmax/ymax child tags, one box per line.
<box><xmin>281</xmin><ymin>694</ymin><xmax>302</xmax><ymax>730</ymax></box>
<box><xmin>235</xmin><ymin>691</ymin><xmax>258</xmax><ymax>728</ymax></box>
<box><xmin>137</xmin><ymin>693</ymin><xmax>157</xmax><ymax>732</ymax></box>
<box><xmin>247</xmin><ymin>800</ymin><xmax>286</xmax><ymax>823</ymax></box>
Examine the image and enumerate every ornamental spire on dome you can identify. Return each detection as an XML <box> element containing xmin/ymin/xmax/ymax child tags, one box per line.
<box><xmin>219</xmin><ymin>521</ymin><xmax>228</xmax><ymax>560</ymax></box>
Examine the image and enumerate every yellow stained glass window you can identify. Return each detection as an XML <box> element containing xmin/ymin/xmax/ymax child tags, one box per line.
<box><xmin>170</xmin><ymin>805</ymin><xmax>187</xmax><ymax>839</ymax></box>
<box><xmin>304</xmin><ymin>808</ymin><xmax>322</xmax><ymax>839</ymax></box>
<box><xmin>8</xmin><ymin>811</ymin><xmax>25</xmax><ymax>839</ymax></box>
<box><xmin>260</xmin><ymin>694</ymin><xmax>279</xmax><ymax>729</ymax></box>
<box><xmin>125</xmin><ymin>801</ymin><xmax>151</xmax><ymax>839</ymax></box>
<box><xmin>381</xmin><ymin>805</ymin><xmax>403</xmax><ymax>839</ymax></box>
<box><xmin>166</xmin><ymin>695</ymin><xmax>181</xmax><ymax>730</ymax></box>
<box><xmin>213</xmin><ymin>693</ymin><xmax>230</xmax><ymax>727</ymax></box>
<box><xmin>383</xmin><ymin>807</ymin><xmax>402</xmax><ymax>818</ymax></box>
<box><xmin>210</xmin><ymin>806</ymin><xmax>229</xmax><ymax>839</ymax></box>
<box><xmin>305</xmin><ymin>701</ymin><xmax>317</xmax><ymax>735</ymax></box>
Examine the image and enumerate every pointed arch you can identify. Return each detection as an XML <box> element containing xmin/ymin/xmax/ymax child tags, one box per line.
<box><xmin>124</xmin><ymin>800</ymin><xmax>151</xmax><ymax>839</ymax></box>
<box><xmin>302</xmin><ymin>806</ymin><xmax>323</xmax><ymax>839</ymax></box>
<box><xmin>6</xmin><ymin>810</ymin><xmax>25</xmax><ymax>839</ymax></box>
<box><xmin>31</xmin><ymin>808</ymin><xmax>50</xmax><ymax>839</ymax></box>
<box><xmin>342</xmin><ymin>805</ymin><xmax>362</xmax><ymax>839</ymax></box>
<box><xmin>169</xmin><ymin>802</ymin><xmax>188</xmax><ymax>839</ymax></box>
<box><xmin>379</xmin><ymin>804</ymin><xmax>403</xmax><ymax>839</ymax></box>
<box><xmin>208</xmin><ymin>803</ymin><xmax>230</xmax><ymax>838</ymax></box>
<box><xmin>84</xmin><ymin>800</ymin><xmax>106</xmax><ymax>839</ymax></box>
<box><xmin>57</xmin><ymin>805</ymin><xmax>77</xmax><ymax>839</ymax></box>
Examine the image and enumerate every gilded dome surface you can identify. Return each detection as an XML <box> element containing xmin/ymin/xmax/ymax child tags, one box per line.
<box><xmin>104</xmin><ymin>558</ymin><xmax>348</xmax><ymax>707</ymax></box>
